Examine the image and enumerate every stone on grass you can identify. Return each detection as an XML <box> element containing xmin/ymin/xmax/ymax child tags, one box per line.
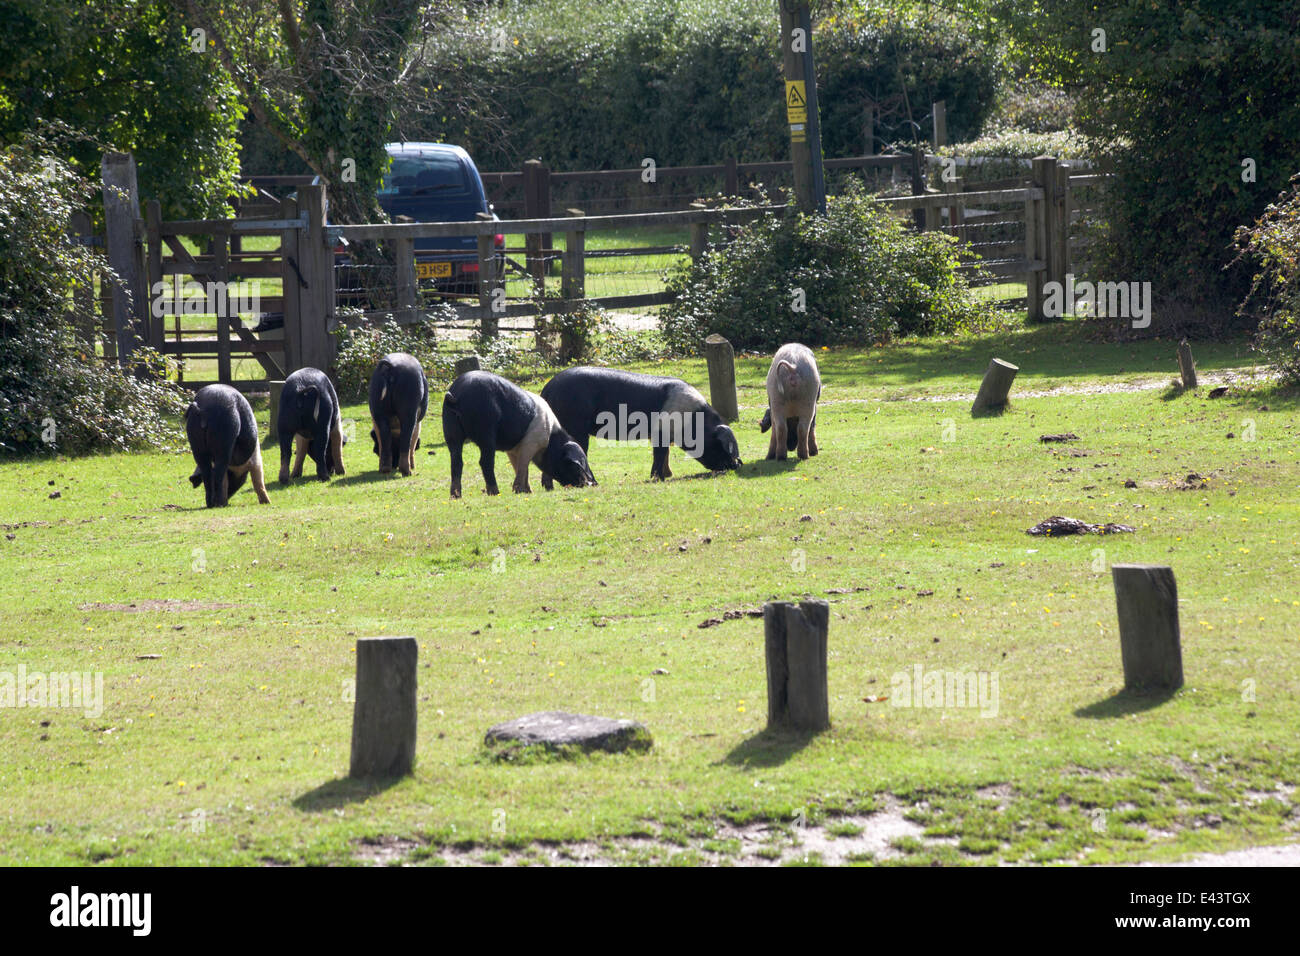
<box><xmin>484</xmin><ymin>711</ymin><xmax>651</xmax><ymax>755</ymax></box>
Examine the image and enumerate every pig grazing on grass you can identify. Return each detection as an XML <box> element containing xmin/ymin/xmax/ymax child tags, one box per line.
<box><xmin>760</xmin><ymin>343</ymin><xmax>821</xmax><ymax>461</ymax></box>
<box><xmin>540</xmin><ymin>367</ymin><xmax>742</xmax><ymax>480</ymax></box>
<box><xmin>185</xmin><ymin>384</ymin><xmax>271</xmax><ymax>508</ymax></box>
<box><xmin>368</xmin><ymin>353</ymin><xmax>428</xmax><ymax>476</ymax></box>
<box><xmin>442</xmin><ymin>371</ymin><xmax>596</xmax><ymax>498</ymax></box>
<box><xmin>277</xmin><ymin>367</ymin><xmax>345</xmax><ymax>483</ymax></box>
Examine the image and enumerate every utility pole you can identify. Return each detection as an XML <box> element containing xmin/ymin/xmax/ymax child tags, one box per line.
<box><xmin>779</xmin><ymin>1</ymin><xmax>826</xmax><ymax>215</ymax></box>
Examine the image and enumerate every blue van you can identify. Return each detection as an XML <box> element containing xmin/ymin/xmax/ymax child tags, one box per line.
<box><xmin>334</xmin><ymin>142</ymin><xmax>503</xmax><ymax>302</ymax></box>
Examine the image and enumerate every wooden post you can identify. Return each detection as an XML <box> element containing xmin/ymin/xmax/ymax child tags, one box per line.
<box><xmin>561</xmin><ymin>208</ymin><xmax>586</xmax><ymax>303</ymax></box>
<box><xmin>946</xmin><ymin>175</ymin><xmax>966</xmax><ymax>243</ymax></box>
<box><xmin>101</xmin><ymin>151</ymin><xmax>147</xmax><ymax>366</ymax></box>
<box><xmin>453</xmin><ymin>354</ymin><xmax>481</xmax><ymax>379</ymax></box>
<box><xmin>703</xmin><ymin>334</ymin><xmax>738</xmax><ymax>423</ymax></box>
<box><xmin>522</xmin><ymin>159</ymin><xmax>551</xmax><ymax>295</ymax></box>
<box><xmin>779</xmin><ymin>2</ymin><xmax>814</xmax><ymax>212</ymax></box>
<box><xmin>1111</xmin><ymin>565</ymin><xmax>1184</xmax><ymax>692</ymax></box>
<box><xmin>349</xmin><ymin>636</ymin><xmax>418</xmax><ymax>778</ymax></box>
<box><xmin>477</xmin><ymin>212</ymin><xmax>502</xmax><ymax>340</ymax></box>
<box><xmin>213</xmin><ymin>231</ymin><xmax>232</xmax><ymax>384</ymax></box>
<box><xmin>971</xmin><ymin>358</ymin><xmax>1019</xmax><ymax>416</ymax></box>
<box><xmin>724</xmin><ymin>156</ymin><xmax>739</xmax><ymax>197</ymax></box>
<box><xmin>932</xmin><ymin>99</ymin><xmax>947</xmax><ymax>148</ymax></box>
<box><xmin>144</xmin><ymin>200</ymin><xmax>164</xmax><ymax>349</ymax></box>
<box><xmin>910</xmin><ymin>146</ymin><xmax>927</xmax><ymax>231</ymax></box>
<box><xmin>280</xmin><ymin>195</ymin><xmax>303</xmax><ymax>374</ymax></box>
<box><xmin>1026</xmin><ymin>156</ymin><xmax>1055</xmax><ymax>322</ymax></box>
<box><xmin>295</xmin><ymin>184</ymin><xmax>335</xmax><ymax>374</ymax></box>
<box><xmin>1053</xmin><ymin>161</ymin><xmax>1071</xmax><ymax>286</ymax></box>
<box><xmin>393</xmin><ymin>237</ymin><xmax>417</xmax><ymax>326</ymax></box>
<box><xmin>763</xmin><ymin>600</ymin><xmax>830</xmax><ymax>732</ymax></box>
<box><xmin>268</xmin><ymin>380</ymin><xmax>285</xmax><ymax>440</ymax></box>
<box><xmin>1177</xmin><ymin>339</ymin><xmax>1197</xmax><ymax>389</ymax></box>
<box><xmin>690</xmin><ymin>221</ymin><xmax>708</xmax><ymax>262</ymax></box>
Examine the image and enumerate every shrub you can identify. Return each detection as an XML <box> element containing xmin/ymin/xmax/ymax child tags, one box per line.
<box><xmin>659</xmin><ymin>185</ymin><xmax>999</xmax><ymax>353</ymax></box>
<box><xmin>0</xmin><ymin>134</ymin><xmax>188</xmax><ymax>455</ymax></box>
<box><xmin>407</xmin><ymin>1</ymin><xmax>999</xmax><ymax>173</ymax></box>
<box><xmin>935</xmin><ymin>128</ymin><xmax>1097</xmax><ymax>186</ymax></box>
<box><xmin>1234</xmin><ymin>174</ymin><xmax>1300</xmax><ymax>383</ymax></box>
<box><xmin>332</xmin><ymin>313</ymin><xmax>445</xmax><ymax>400</ymax></box>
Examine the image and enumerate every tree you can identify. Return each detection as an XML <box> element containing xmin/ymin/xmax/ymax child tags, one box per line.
<box><xmin>998</xmin><ymin>0</ymin><xmax>1300</xmax><ymax>321</ymax></box>
<box><xmin>174</xmin><ymin>0</ymin><xmax>474</xmax><ymax>225</ymax></box>
<box><xmin>0</xmin><ymin>0</ymin><xmax>244</xmax><ymax>219</ymax></box>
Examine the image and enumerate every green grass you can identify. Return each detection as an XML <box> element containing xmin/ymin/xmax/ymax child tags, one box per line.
<box><xmin>3</xmin><ymin>322</ymin><xmax>1297</xmax><ymax>865</ymax></box>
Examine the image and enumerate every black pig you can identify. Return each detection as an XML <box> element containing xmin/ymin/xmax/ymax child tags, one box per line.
<box><xmin>185</xmin><ymin>384</ymin><xmax>271</xmax><ymax>507</ymax></box>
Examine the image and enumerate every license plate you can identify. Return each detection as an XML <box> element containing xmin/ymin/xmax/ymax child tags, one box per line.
<box><xmin>416</xmin><ymin>261</ymin><xmax>452</xmax><ymax>279</ymax></box>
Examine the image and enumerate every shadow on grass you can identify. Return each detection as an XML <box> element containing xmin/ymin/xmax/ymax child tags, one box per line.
<box><xmin>293</xmin><ymin>774</ymin><xmax>407</xmax><ymax>812</ymax></box>
<box><xmin>722</xmin><ymin>727</ymin><xmax>818</xmax><ymax>767</ymax></box>
<box><xmin>969</xmin><ymin>403</ymin><xmax>1010</xmax><ymax>419</ymax></box>
<box><xmin>736</xmin><ymin>458</ymin><xmax>800</xmax><ymax>479</ymax></box>
<box><xmin>328</xmin><ymin>470</ymin><xmax>408</xmax><ymax>488</ymax></box>
<box><xmin>1074</xmin><ymin>687</ymin><xmax>1179</xmax><ymax>719</ymax></box>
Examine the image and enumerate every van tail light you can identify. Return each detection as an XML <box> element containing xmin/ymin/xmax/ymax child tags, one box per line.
<box><xmin>461</xmin><ymin>262</ymin><xmax>479</xmax><ymax>273</ymax></box>
<box><xmin>495</xmin><ymin>233</ymin><xmax>504</xmax><ymax>249</ymax></box>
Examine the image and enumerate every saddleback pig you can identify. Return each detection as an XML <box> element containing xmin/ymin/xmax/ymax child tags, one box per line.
<box><xmin>540</xmin><ymin>367</ymin><xmax>742</xmax><ymax>480</ymax></box>
<box><xmin>442</xmin><ymin>370</ymin><xmax>595</xmax><ymax>498</ymax></box>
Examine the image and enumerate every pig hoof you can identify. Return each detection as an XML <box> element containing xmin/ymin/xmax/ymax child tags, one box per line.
<box><xmin>450</xmin><ymin>488</ymin><xmax>462</xmax><ymax>499</ymax></box>
<box><xmin>485</xmin><ymin>486</ymin><xmax>499</xmax><ymax>496</ymax></box>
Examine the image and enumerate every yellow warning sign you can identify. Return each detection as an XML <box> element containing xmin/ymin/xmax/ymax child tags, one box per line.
<box><xmin>785</xmin><ymin>80</ymin><xmax>807</xmax><ymax>124</ymax></box>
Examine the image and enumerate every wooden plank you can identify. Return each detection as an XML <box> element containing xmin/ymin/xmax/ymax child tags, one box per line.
<box><xmin>333</xmin><ymin>204</ymin><xmax>786</xmax><ymax>241</ymax></box>
<box><xmin>162</xmin><ymin>341</ymin><xmax>285</xmax><ymax>355</ymax></box>
<box><xmin>1068</xmin><ymin>174</ymin><xmax>1109</xmax><ymax>188</ymax></box>
<box><xmin>877</xmin><ymin>187</ymin><xmax>1041</xmax><ymax>212</ymax></box>
<box><xmin>392</xmin><ymin>237</ymin><xmax>417</xmax><ymax>326</ymax></box>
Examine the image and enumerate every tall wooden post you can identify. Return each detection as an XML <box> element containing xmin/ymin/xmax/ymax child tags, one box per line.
<box><xmin>350</xmin><ymin>636</ymin><xmax>418</xmax><ymax>778</ymax></box>
<box><xmin>779</xmin><ymin>2</ymin><xmax>815</xmax><ymax>212</ymax></box>
<box><xmin>1053</xmin><ymin>161</ymin><xmax>1071</xmax><ymax>285</ymax></box>
<box><xmin>1111</xmin><ymin>565</ymin><xmax>1183</xmax><ymax>692</ymax></box>
<box><xmin>763</xmin><ymin>600</ymin><xmax>830</xmax><ymax>732</ymax></box>
<box><xmin>101</xmin><ymin>151</ymin><xmax>147</xmax><ymax>366</ymax></box>
<box><xmin>522</xmin><ymin>159</ymin><xmax>551</xmax><ymax>295</ymax></box>
<box><xmin>295</xmin><ymin>184</ymin><xmax>335</xmax><ymax>373</ymax></box>
<box><xmin>1177</xmin><ymin>340</ymin><xmax>1197</xmax><ymax>389</ymax></box>
<box><xmin>280</xmin><ymin>195</ymin><xmax>303</xmax><ymax>374</ymax></box>
<box><xmin>1027</xmin><ymin>156</ymin><xmax>1056</xmax><ymax>322</ymax></box>
<box><xmin>703</xmin><ymin>334</ymin><xmax>738</xmax><ymax>423</ymax></box>
<box><xmin>393</xmin><ymin>236</ymin><xmax>417</xmax><ymax>326</ymax></box>
<box><xmin>932</xmin><ymin>100</ymin><xmax>947</xmax><ymax>148</ymax></box>
<box><xmin>561</xmin><ymin>208</ymin><xmax>586</xmax><ymax>303</ymax></box>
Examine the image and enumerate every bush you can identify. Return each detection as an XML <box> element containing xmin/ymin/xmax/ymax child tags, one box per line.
<box><xmin>659</xmin><ymin>184</ymin><xmax>999</xmax><ymax>353</ymax></box>
<box><xmin>0</xmin><ymin>134</ymin><xmax>187</xmax><ymax>455</ymax></box>
<box><xmin>408</xmin><ymin>1</ymin><xmax>1000</xmax><ymax>172</ymax></box>
<box><xmin>333</xmin><ymin>313</ymin><xmax>445</xmax><ymax>401</ymax></box>
<box><xmin>935</xmin><ymin>128</ymin><xmax>1097</xmax><ymax>186</ymax></box>
<box><xmin>1234</xmin><ymin>174</ymin><xmax>1300</xmax><ymax>383</ymax></box>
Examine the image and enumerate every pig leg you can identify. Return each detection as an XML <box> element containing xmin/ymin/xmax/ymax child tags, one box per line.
<box><xmin>210</xmin><ymin>449</ymin><xmax>232</xmax><ymax>507</ymax></box>
<box><xmin>766</xmin><ymin>419</ymin><xmax>782</xmax><ymax>460</ymax></box>
<box><xmin>278</xmin><ymin>433</ymin><xmax>294</xmax><ymax>484</ymax></box>
<box><xmin>478</xmin><ymin>442</ymin><xmax>500</xmax><ymax>495</ymax></box>
<box><xmin>407</xmin><ymin>419</ymin><xmax>422</xmax><ymax>475</ymax></box>
<box><xmin>373</xmin><ymin>416</ymin><xmax>393</xmax><ymax>474</ymax></box>
<box><xmin>329</xmin><ymin>417</ymin><xmax>346</xmax><ymax>476</ymax></box>
<box><xmin>651</xmin><ymin>445</ymin><xmax>672</xmax><ymax>481</ymax></box>
<box><xmin>509</xmin><ymin>447</ymin><xmax>532</xmax><ymax>494</ymax></box>
<box><xmin>770</xmin><ymin>415</ymin><xmax>789</xmax><ymax>461</ymax></box>
<box><xmin>312</xmin><ymin>423</ymin><xmax>331</xmax><ymax>480</ymax></box>
<box><xmin>248</xmin><ymin>444</ymin><xmax>271</xmax><ymax>504</ymax></box>
<box><xmin>795</xmin><ymin>417</ymin><xmax>811</xmax><ymax>460</ymax></box>
<box><xmin>396</xmin><ymin>415</ymin><xmax>417</xmax><ymax>478</ymax></box>
<box><xmin>292</xmin><ymin>434</ymin><xmax>308</xmax><ymax>479</ymax></box>
<box><xmin>447</xmin><ymin>436</ymin><xmax>464</xmax><ymax>499</ymax></box>
<box><xmin>807</xmin><ymin>409</ymin><xmax>819</xmax><ymax>456</ymax></box>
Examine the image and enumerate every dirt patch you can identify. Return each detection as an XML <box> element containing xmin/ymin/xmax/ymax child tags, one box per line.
<box><xmin>79</xmin><ymin>599</ymin><xmax>241</xmax><ymax>613</ymax></box>
<box><xmin>354</xmin><ymin>836</ymin><xmax>423</xmax><ymax>866</ymax></box>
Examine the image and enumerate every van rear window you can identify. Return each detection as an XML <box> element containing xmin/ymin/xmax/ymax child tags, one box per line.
<box><xmin>380</xmin><ymin>154</ymin><xmax>470</xmax><ymax>196</ymax></box>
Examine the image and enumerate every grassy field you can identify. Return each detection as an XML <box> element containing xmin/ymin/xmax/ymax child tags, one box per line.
<box><xmin>3</xmin><ymin>321</ymin><xmax>1297</xmax><ymax>866</ymax></box>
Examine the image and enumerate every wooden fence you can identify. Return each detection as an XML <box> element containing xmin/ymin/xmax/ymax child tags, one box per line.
<box><xmin>81</xmin><ymin>151</ymin><xmax>1107</xmax><ymax>390</ymax></box>
<box><xmin>95</xmin><ymin>153</ymin><xmax>335</xmax><ymax>391</ymax></box>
